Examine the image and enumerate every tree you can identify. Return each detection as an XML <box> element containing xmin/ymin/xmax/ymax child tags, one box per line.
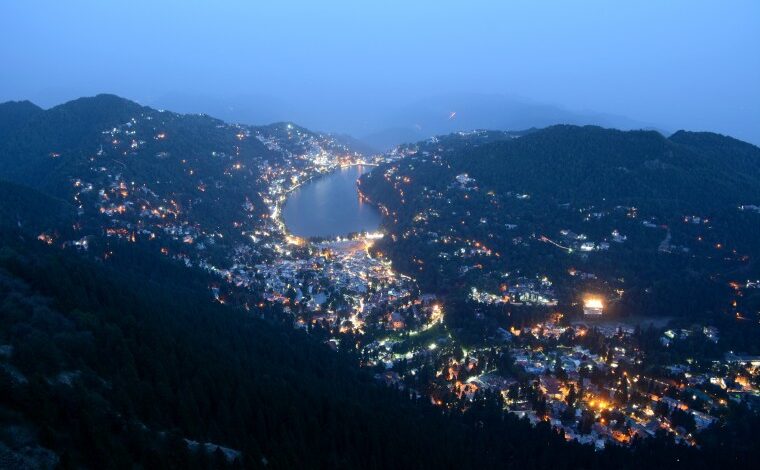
<box><xmin>566</xmin><ymin>384</ymin><xmax>578</xmax><ymax>407</ymax></box>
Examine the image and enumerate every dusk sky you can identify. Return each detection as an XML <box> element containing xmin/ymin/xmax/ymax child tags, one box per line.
<box><xmin>2</xmin><ymin>0</ymin><xmax>758</xmax><ymax>144</ymax></box>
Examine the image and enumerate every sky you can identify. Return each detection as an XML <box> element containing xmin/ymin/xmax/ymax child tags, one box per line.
<box><xmin>1</xmin><ymin>0</ymin><xmax>759</xmax><ymax>144</ymax></box>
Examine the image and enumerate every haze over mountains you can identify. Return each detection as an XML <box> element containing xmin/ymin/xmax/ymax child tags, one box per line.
<box><xmin>3</xmin><ymin>91</ymin><xmax>662</xmax><ymax>157</ymax></box>
<box><xmin>4</xmin><ymin>1</ymin><xmax>758</xmax><ymax>147</ymax></box>
<box><xmin>149</xmin><ymin>92</ymin><xmax>659</xmax><ymax>152</ymax></box>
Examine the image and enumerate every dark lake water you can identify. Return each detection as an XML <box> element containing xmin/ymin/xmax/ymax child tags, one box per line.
<box><xmin>282</xmin><ymin>165</ymin><xmax>381</xmax><ymax>238</ymax></box>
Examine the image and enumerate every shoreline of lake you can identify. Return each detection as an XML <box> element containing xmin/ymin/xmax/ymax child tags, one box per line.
<box><xmin>282</xmin><ymin>165</ymin><xmax>382</xmax><ymax>239</ymax></box>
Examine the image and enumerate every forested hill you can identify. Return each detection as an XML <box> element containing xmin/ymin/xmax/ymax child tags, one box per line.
<box><xmin>0</xmin><ymin>94</ymin><xmax>269</xmax><ymax>198</ymax></box>
<box><xmin>0</xmin><ymin>95</ymin><xmax>146</xmax><ymax>192</ymax></box>
<box><xmin>414</xmin><ymin>125</ymin><xmax>760</xmax><ymax>214</ymax></box>
<box><xmin>0</xmin><ymin>100</ymin><xmax>43</xmax><ymax>137</ymax></box>
<box><xmin>358</xmin><ymin>125</ymin><xmax>760</xmax><ymax>324</ymax></box>
<box><xmin>0</xmin><ymin>93</ymin><xmax>365</xmax><ymax>272</ymax></box>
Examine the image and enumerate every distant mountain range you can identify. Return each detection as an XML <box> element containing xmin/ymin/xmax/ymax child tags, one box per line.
<box><xmin>146</xmin><ymin>92</ymin><xmax>661</xmax><ymax>153</ymax></box>
<box><xmin>358</xmin><ymin>93</ymin><xmax>662</xmax><ymax>151</ymax></box>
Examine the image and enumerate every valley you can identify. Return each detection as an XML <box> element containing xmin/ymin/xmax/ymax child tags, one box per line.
<box><xmin>1</xmin><ymin>96</ymin><xmax>759</xmax><ymax>467</ymax></box>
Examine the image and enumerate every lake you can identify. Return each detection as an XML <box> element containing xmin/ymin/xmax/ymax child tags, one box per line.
<box><xmin>282</xmin><ymin>165</ymin><xmax>381</xmax><ymax>238</ymax></box>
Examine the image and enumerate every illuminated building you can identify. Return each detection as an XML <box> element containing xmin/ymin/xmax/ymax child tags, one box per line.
<box><xmin>583</xmin><ymin>297</ymin><xmax>604</xmax><ymax>315</ymax></box>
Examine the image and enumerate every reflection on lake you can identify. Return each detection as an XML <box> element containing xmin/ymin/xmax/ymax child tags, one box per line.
<box><xmin>282</xmin><ymin>165</ymin><xmax>381</xmax><ymax>238</ymax></box>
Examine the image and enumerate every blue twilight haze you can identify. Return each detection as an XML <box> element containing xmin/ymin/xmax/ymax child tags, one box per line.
<box><xmin>1</xmin><ymin>0</ymin><xmax>758</xmax><ymax>145</ymax></box>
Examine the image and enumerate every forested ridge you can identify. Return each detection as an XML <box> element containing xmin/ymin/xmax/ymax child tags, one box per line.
<box><xmin>380</xmin><ymin>126</ymin><xmax>760</xmax><ymax>214</ymax></box>
<box><xmin>359</xmin><ymin>126</ymin><xmax>760</xmax><ymax>316</ymax></box>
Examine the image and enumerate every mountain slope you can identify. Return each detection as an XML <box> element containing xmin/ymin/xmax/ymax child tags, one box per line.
<box><xmin>359</xmin><ymin>125</ymin><xmax>760</xmax><ymax>323</ymax></box>
<box><xmin>0</xmin><ymin>100</ymin><xmax>43</xmax><ymax>137</ymax></box>
<box><xmin>0</xmin><ymin>179</ymin><xmax>76</xmax><ymax>234</ymax></box>
<box><xmin>0</xmin><ymin>95</ymin><xmax>147</xmax><ymax>190</ymax></box>
<box><xmin>0</xmin><ymin>94</ymin><xmax>363</xmax><ymax>274</ymax></box>
<box><xmin>393</xmin><ymin>125</ymin><xmax>760</xmax><ymax>213</ymax></box>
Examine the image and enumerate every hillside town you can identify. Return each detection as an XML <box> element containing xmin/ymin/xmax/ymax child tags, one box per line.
<box><xmin>35</xmin><ymin>118</ymin><xmax>760</xmax><ymax>451</ymax></box>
